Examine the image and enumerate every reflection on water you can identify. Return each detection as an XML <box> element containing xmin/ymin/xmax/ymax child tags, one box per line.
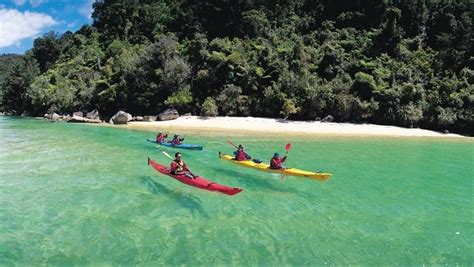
<box><xmin>140</xmin><ymin>176</ymin><xmax>209</xmax><ymax>218</ymax></box>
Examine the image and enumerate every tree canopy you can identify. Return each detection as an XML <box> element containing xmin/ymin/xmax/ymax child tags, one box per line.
<box><xmin>1</xmin><ymin>0</ymin><xmax>473</xmax><ymax>135</ymax></box>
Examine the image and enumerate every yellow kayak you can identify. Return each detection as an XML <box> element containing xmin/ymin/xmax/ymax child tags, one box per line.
<box><xmin>218</xmin><ymin>153</ymin><xmax>332</xmax><ymax>181</ymax></box>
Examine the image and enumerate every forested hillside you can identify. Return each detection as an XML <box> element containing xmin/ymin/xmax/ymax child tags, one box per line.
<box><xmin>1</xmin><ymin>0</ymin><xmax>473</xmax><ymax>134</ymax></box>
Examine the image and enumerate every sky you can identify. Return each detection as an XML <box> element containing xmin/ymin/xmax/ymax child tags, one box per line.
<box><xmin>0</xmin><ymin>0</ymin><xmax>95</xmax><ymax>54</ymax></box>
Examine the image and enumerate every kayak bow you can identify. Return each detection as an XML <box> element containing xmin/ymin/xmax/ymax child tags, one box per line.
<box><xmin>218</xmin><ymin>152</ymin><xmax>331</xmax><ymax>181</ymax></box>
<box><xmin>147</xmin><ymin>157</ymin><xmax>242</xmax><ymax>196</ymax></box>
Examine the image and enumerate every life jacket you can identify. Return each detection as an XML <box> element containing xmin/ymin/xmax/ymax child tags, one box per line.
<box><xmin>235</xmin><ymin>150</ymin><xmax>248</xmax><ymax>161</ymax></box>
<box><xmin>171</xmin><ymin>159</ymin><xmax>186</xmax><ymax>173</ymax></box>
<box><xmin>172</xmin><ymin>137</ymin><xmax>184</xmax><ymax>145</ymax></box>
<box><xmin>156</xmin><ymin>134</ymin><xmax>165</xmax><ymax>142</ymax></box>
<box><xmin>270</xmin><ymin>156</ymin><xmax>286</xmax><ymax>169</ymax></box>
<box><xmin>171</xmin><ymin>138</ymin><xmax>181</xmax><ymax>145</ymax></box>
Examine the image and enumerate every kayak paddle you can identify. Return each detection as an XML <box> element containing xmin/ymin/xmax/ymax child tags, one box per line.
<box><xmin>280</xmin><ymin>143</ymin><xmax>292</xmax><ymax>180</ymax></box>
<box><xmin>284</xmin><ymin>142</ymin><xmax>292</xmax><ymax>166</ymax></box>
<box><xmin>285</xmin><ymin>143</ymin><xmax>292</xmax><ymax>154</ymax></box>
<box><xmin>162</xmin><ymin>151</ymin><xmax>173</xmax><ymax>160</ymax></box>
<box><xmin>227</xmin><ymin>140</ymin><xmax>239</xmax><ymax>149</ymax></box>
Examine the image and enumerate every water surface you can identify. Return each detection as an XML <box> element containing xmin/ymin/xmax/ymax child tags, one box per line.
<box><xmin>0</xmin><ymin>116</ymin><xmax>472</xmax><ymax>265</ymax></box>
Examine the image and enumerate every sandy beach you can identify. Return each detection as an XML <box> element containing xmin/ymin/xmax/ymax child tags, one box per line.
<box><xmin>114</xmin><ymin>116</ymin><xmax>464</xmax><ymax>138</ymax></box>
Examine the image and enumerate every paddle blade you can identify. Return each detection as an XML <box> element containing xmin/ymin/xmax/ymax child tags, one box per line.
<box><xmin>285</xmin><ymin>143</ymin><xmax>292</xmax><ymax>151</ymax></box>
<box><xmin>162</xmin><ymin>151</ymin><xmax>173</xmax><ymax>160</ymax></box>
<box><xmin>227</xmin><ymin>140</ymin><xmax>238</xmax><ymax>148</ymax></box>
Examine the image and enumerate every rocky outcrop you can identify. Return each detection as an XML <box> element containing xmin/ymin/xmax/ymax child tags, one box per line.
<box><xmin>132</xmin><ymin>116</ymin><xmax>143</xmax><ymax>121</ymax></box>
<box><xmin>68</xmin><ymin>116</ymin><xmax>101</xmax><ymax>123</ymax></box>
<box><xmin>44</xmin><ymin>112</ymin><xmax>102</xmax><ymax>123</ymax></box>
<box><xmin>110</xmin><ymin>111</ymin><xmax>132</xmax><ymax>124</ymax></box>
<box><xmin>322</xmin><ymin>115</ymin><xmax>334</xmax><ymax>122</ymax></box>
<box><xmin>86</xmin><ymin>109</ymin><xmax>100</xmax><ymax>120</ymax></box>
<box><xmin>43</xmin><ymin>112</ymin><xmax>100</xmax><ymax>123</ymax></box>
<box><xmin>61</xmin><ymin>115</ymin><xmax>72</xmax><ymax>122</ymax></box>
<box><xmin>72</xmin><ymin>111</ymin><xmax>84</xmax><ymax>117</ymax></box>
<box><xmin>158</xmin><ymin>108</ymin><xmax>179</xmax><ymax>121</ymax></box>
<box><xmin>44</xmin><ymin>112</ymin><xmax>60</xmax><ymax>120</ymax></box>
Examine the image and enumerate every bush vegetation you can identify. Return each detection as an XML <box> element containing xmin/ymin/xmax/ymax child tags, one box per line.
<box><xmin>0</xmin><ymin>0</ymin><xmax>472</xmax><ymax>134</ymax></box>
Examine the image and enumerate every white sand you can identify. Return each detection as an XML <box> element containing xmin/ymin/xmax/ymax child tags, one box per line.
<box><xmin>115</xmin><ymin>116</ymin><xmax>464</xmax><ymax>138</ymax></box>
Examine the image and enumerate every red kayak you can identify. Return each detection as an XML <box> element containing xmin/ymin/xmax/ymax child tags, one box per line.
<box><xmin>147</xmin><ymin>158</ymin><xmax>242</xmax><ymax>196</ymax></box>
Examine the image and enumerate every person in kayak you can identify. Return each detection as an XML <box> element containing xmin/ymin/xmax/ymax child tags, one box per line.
<box><xmin>170</xmin><ymin>152</ymin><xmax>194</xmax><ymax>179</ymax></box>
<box><xmin>233</xmin><ymin>145</ymin><xmax>251</xmax><ymax>161</ymax></box>
<box><xmin>156</xmin><ymin>132</ymin><xmax>168</xmax><ymax>143</ymax></box>
<box><xmin>171</xmin><ymin>134</ymin><xmax>185</xmax><ymax>145</ymax></box>
<box><xmin>269</xmin><ymin>152</ymin><xmax>287</xmax><ymax>169</ymax></box>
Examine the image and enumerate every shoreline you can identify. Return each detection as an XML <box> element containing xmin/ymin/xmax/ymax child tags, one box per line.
<box><xmin>106</xmin><ymin>116</ymin><xmax>465</xmax><ymax>138</ymax></box>
<box><xmin>1</xmin><ymin>114</ymin><xmax>467</xmax><ymax>138</ymax></box>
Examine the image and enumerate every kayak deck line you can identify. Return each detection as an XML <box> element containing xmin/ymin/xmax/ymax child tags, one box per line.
<box><xmin>218</xmin><ymin>152</ymin><xmax>332</xmax><ymax>181</ymax></box>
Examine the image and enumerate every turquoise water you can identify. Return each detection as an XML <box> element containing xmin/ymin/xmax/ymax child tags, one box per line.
<box><xmin>0</xmin><ymin>116</ymin><xmax>473</xmax><ymax>265</ymax></box>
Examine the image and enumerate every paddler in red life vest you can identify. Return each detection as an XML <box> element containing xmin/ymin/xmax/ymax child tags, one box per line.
<box><xmin>156</xmin><ymin>132</ymin><xmax>168</xmax><ymax>143</ymax></box>
<box><xmin>269</xmin><ymin>152</ymin><xmax>287</xmax><ymax>169</ymax></box>
<box><xmin>171</xmin><ymin>134</ymin><xmax>184</xmax><ymax>145</ymax></box>
<box><xmin>170</xmin><ymin>152</ymin><xmax>195</xmax><ymax>179</ymax></box>
<box><xmin>233</xmin><ymin>145</ymin><xmax>251</xmax><ymax>161</ymax></box>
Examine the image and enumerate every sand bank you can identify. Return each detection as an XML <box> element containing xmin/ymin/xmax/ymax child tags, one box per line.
<box><xmin>111</xmin><ymin>116</ymin><xmax>463</xmax><ymax>138</ymax></box>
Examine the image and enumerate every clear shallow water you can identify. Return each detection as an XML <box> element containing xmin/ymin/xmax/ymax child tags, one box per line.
<box><xmin>0</xmin><ymin>116</ymin><xmax>473</xmax><ymax>265</ymax></box>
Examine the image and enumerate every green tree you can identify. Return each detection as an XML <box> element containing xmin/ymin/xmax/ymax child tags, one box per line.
<box><xmin>216</xmin><ymin>84</ymin><xmax>249</xmax><ymax>116</ymax></box>
<box><xmin>373</xmin><ymin>7</ymin><xmax>402</xmax><ymax>56</ymax></box>
<box><xmin>164</xmin><ymin>86</ymin><xmax>193</xmax><ymax>108</ymax></box>
<box><xmin>1</xmin><ymin>53</ymin><xmax>39</xmax><ymax>114</ymax></box>
<box><xmin>32</xmin><ymin>31</ymin><xmax>61</xmax><ymax>73</ymax></box>
<box><xmin>200</xmin><ymin>97</ymin><xmax>218</xmax><ymax>117</ymax></box>
<box><xmin>2</xmin><ymin>0</ymin><xmax>472</xmax><ymax>135</ymax></box>
<box><xmin>280</xmin><ymin>98</ymin><xmax>301</xmax><ymax>119</ymax></box>
<box><xmin>352</xmin><ymin>72</ymin><xmax>377</xmax><ymax>100</ymax></box>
